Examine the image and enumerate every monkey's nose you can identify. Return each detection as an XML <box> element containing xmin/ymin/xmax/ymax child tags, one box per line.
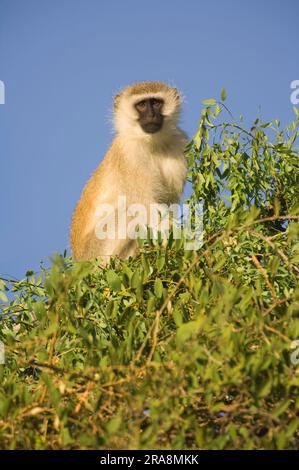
<box><xmin>147</xmin><ymin>105</ymin><xmax>155</xmax><ymax>118</ymax></box>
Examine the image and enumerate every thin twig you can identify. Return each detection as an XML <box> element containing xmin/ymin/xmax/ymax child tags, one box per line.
<box><xmin>251</xmin><ymin>255</ymin><xmax>277</xmax><ymax>300</ymax></box>
<box><xmin>262</xmin><ymin>298</ymin><xmax>290</xmax><ymax>317</ymax></box>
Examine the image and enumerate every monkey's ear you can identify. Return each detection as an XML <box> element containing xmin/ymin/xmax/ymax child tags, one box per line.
<box><xmin>114</xmin><ymin>94</ymin><xmax>120</xmax><ymax>110</ymax></box>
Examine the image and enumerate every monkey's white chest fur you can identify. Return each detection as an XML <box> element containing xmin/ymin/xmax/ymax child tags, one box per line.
<box><xmin>83</xmin><ymin>137</ymin><xmax>187</xmax><ymax>245</ymax></box>
<box><xmin>119</xmin><ymin>135</ymin><xmax>187</xmax><ymax>206</ymax></box>
<box><xmin>157</xmin><ymin>154</ymin><xmax>187</xmax><ymax>201</ymax></box>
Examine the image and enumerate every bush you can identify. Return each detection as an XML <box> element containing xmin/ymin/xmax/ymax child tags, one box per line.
<box><xmin>0</xmin><ymin>94</ymin><xmax>299</xmax><ymax>449</ymax></box>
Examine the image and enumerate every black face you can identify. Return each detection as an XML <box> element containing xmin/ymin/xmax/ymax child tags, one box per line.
<box><xmin>135</xmin><ymin>98</ymin><xmax>164</xmax><ymax>134</ymax></box>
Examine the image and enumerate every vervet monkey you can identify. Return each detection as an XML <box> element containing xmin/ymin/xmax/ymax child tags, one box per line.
<box><xmin>70</xmin><ymin>81</ymin><xmax>188</xmax><ymax>263</ymax></box>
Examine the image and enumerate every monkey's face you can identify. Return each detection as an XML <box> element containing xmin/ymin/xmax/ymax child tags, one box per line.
<box><xmin>113</xmin><ymin>83</ymin><xmax>181</xmax><ymax>137</ymax></box>
<box><xmin>135</xmin><ymin>98</ymin><xmax>164</xmax><ymax>134</ymax></box>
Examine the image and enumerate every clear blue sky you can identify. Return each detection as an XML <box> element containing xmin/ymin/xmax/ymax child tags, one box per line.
<box><xmin>0</xmin><ymin>0</ymin><xmax>298</xmax><ymax>279</ymax></box>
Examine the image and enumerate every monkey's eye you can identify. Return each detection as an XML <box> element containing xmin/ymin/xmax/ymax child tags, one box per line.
<box><xmin>152</xmin><ymin>99</ymin><xmax>163</xmax><ymax>108</ymax></box>
<box><xmin>136</xmin><ymin>100</ymin><xmax>147</xmax><ymax>110</ymax></box>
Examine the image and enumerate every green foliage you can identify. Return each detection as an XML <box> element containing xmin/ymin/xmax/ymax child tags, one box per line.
<box><xmin>1</xmin><ymin>94</ymin><xmax>299</xmax><ymax>449</ymax></box>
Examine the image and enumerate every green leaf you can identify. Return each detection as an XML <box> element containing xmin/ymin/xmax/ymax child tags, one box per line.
<box><xmin>202</xmin><ymin>98</ymin><xmax>216</xmax><ymax>106</ymax></box>
<box><xmin>220</xmin><ymin>87</ymin><xmax>227</xmax><ymax>101</ymax></box>
<box><xmin>106</xmin><ymin>270</ymin><xmax>121</xmax><ymax>292</ymax></box>
<box><xmin>105</xmin><ymin>415</ymin><xmax>122</xmax><ymax>435</ymax></box>
<box><xmin>0</xmin><ymin>291</ymin><xmax>8</xmax><ymax>302</ymax></box>
<box><xmin>154</xmin><ymin>278</ymin><xmax>163</xmax><ymax>298</ymax></box>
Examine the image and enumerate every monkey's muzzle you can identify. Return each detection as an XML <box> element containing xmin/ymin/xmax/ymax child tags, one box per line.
<box><xmin>140</xmin><ymin>121</ymin><xmax>163</xmax><ymax>134</ymax></box>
